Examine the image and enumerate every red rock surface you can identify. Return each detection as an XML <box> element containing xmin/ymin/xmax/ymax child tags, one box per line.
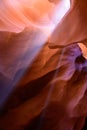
<box><xmin>49</xmin><ymin>0</ymin><xmax>87</xmax><ymax>48</ymax></box>
<box><xmin>0</xmin><ymin>0</ymin><xmax>87</xmax><ymax>130</ymax></box>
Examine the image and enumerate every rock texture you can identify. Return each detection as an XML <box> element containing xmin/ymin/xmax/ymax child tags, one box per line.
<box><xmin>0</xmin><ymin>0</ymin><xmax>87</xmax><ymax>130</ymax></box>
<box><xmin>49</xmin><ymin>0</ymin><xmax>87</xmax><ymax>48</ymax></box>
<box><xmin>0</xmin><ymin>29</ymin><xmax>87</xmax><ymax>130</ymax></box>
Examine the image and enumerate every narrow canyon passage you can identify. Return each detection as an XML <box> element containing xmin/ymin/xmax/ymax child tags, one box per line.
<box><xmin>0</xmin><ymin>0</ymin><xmax>87</xmax><ymax>130</ymax></box>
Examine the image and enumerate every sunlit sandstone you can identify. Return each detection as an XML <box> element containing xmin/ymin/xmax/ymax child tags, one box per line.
<box><xmin>0</xmin><ymin>0</ymin><xmax>87</xmax><ymax>130</ymax></box>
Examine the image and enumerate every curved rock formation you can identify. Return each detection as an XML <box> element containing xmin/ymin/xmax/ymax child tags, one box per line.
<box><xmin>0</xmin><ymin>0</ymin><xmax>87</xmax><ymax>130</ymax></box>
<box><xmin>0</xmin><ymin>36</ymin><xmax>87</xmax><ymax>130</ymax></box>
<box><xmin>49</xmin><ymin>0</ymin><xmax>87</xmax><ymax>48</ymax></box>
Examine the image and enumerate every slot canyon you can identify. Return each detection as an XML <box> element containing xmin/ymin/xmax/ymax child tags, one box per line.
<box><xmin>0</xmin><ymin>0</ymin><xmax>87</xmax><ymax>130</ymax></box>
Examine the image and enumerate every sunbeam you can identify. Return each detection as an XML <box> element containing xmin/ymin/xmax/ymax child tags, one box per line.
<box><xmin>37</xmin><ymin>48</ymin><xmax>66</xmax><ymax>130</ymax></box>
<box><xmin>0</xmin><ymin>0</ymin><xmax>70</xmax><ymax>107</ymax></box>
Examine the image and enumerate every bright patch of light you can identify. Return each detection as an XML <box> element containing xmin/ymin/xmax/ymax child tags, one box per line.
<box><xmin>0</xmin><ymin>0</ymin><xmax>70</xmax><ymax>106</ymax></box>
<box><xmin>42</xmin><ymin>0</ymin><xmax>70</xmax><ymax>36</ymax></box>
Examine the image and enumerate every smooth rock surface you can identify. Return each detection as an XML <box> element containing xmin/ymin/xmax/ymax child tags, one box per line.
<box><xmin>0</xmin><ymin>0</ymin><xmax>87</xmax><ymax>130</ymax></box>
